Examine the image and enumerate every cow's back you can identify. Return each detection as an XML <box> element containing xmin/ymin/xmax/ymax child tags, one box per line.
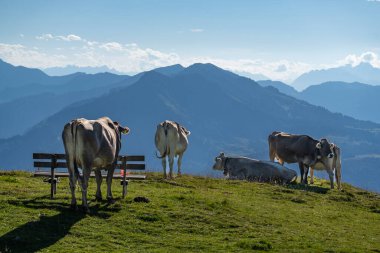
<box><xmin>155</xmin><ymin>120</ymin><xmax>189</xmax><ymax>156</ymax></box>
<box><xmin>269</xmin><ymin>133</ymin><xmax>317</xmax><ymax>164</ymax></box>
<box><xmin>63</xmin><ymin>118</ymin><xmax>119</xmax><ymax>169</ymax></box>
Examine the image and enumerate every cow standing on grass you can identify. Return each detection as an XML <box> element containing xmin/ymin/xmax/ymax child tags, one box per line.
<box><xmin>310</xmin><ymin>144</ymin><xmax>342</xmax><ymax>189</ymax></box>
<box><xmin>62</xmin><ymin>117</ymin><xmax>130</xmax><ymax>212</ymax></box>
<box><xmin>268</xmin><ymin>131</ymin><xmax>341</xmax><ymax>189</ymax></box>
<box><xmin>155</xmin><ymin>120</ymin><xmax>191</xmax><ymax>179</ymax></box>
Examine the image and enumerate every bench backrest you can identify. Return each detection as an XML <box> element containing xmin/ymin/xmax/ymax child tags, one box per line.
<box><xmin>33</xmin><ymin>153</ymin><xmax>145</xmax><ymax>170</ymax></box>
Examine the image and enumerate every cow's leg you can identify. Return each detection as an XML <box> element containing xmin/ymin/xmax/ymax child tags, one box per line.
<box><xmin>168</xmin><ymin>154</ymin><xmax>175</xmax><ymax>179</ymax></box>
<box><xmin>302</xmin><ymin>165</ymin><xmax>309</xmax><ymax>185</ymax></box>
<box><xmin>298</xmin><ymin>162</ymin><xmax>304</xmax><ymax>184</ymax></box>
<box><xmin>79</xmin><ymin>167</ymin><xmax>91</xmax><ymax>213</ymax></box>
<box><xmin>95</xmin><ymin>169</ymin><xmax>103</xmax><ymax>201</ymax></box>
<box><xmin>327</xmin><ymin>169</ymin><xmax>334</xmax><ymax>189</ymax></box>
<box><xmin>310</xmin><ymin>166</ymin><xmax>315</xmax><ymax>184</ymax></box>
<box><xmin>161</xmin><ymin>157</ymin><xmax>167</xmax><ymax>178</ymax></box>
<box><xmin>68</xmin><ymin>167</ymin><xmax>78</xmax><ymax>210</ymax></box>
<box><xmin>335</xmin><ymin>157</ymin><xmax>342</xmax><ymax>190</ymax></box>
<box><xmin>106</xmin><ymin>166</ymin><xmax>116</xmax><ymax>203</ymax></box>
<box><xmin>177</xmin><ymin>153</ymin><xmax>183</xmax><ymax>176</ymax></box>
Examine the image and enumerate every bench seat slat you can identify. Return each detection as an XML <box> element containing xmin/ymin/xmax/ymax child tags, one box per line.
<box><xmin>34</xmin><ymin>161</ymin><xmax>67</xmax><ymax>168</ymax></box>
<box><xmin>33</xmin><ymin>171</ymin><xmax>146</xmax><ymax>180</ymax></box>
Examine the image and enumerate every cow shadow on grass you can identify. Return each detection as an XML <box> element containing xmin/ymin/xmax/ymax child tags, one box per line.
<box><xmin>0</xmin><ymin>196</ymin><xmax>122</xmax><ymax>252</ymax></box>
<box><xmin>286</xmin><ymin>183</ymin><xmax>330</xmax><ymax>194</ymax></box>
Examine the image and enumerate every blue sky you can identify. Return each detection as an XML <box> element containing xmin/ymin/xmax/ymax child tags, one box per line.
<box><xmin>1</xmin><ymin>0</ymin><xmax>379</xmax><ymax>82</ymax></box>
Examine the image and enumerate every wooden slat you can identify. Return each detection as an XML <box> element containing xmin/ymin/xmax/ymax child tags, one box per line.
<box><xmin>34</xmin><ymin>161</ymin><xmax>67</xmax><ymax>168</ymax></box>
<box><xmin>33</xmin><ymin>153</ymin><xmax>66</xmax><ymax>160</ymax></box>
<box><xmin>125</xmin><ymin>164</ymin><xmax>145</xmax><ymax>170</ymax></box>
<box><xmin>34</xmin><ymin>171</ymin><xmax>146</xmax><ymax>180</ymax></box>
<box><xmin>118</xmin><ymin>155</ymin><xmax>145</xmax><ymax>162</ymax></box>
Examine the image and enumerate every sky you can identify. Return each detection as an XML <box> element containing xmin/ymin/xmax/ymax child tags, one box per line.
<box><xmin>0</xmin><ymin>0</ymin><xmax>380</xmax><ymax>83</ymax></box>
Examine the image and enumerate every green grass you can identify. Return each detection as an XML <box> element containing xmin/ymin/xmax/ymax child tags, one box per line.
<box><xmin>0</xmin><ymin>171</ymin><xmax>379</xmax><ymax>252</ymax></box>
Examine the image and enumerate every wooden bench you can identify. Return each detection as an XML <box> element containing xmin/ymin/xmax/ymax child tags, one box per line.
<box><xmin>33</xmin><ymin>153</ymin><xmax>146</xmax><ymax>199</ymax></box>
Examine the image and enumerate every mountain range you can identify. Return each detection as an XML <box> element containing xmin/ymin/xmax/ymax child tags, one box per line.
<box><xmin>292</xmin><ymin>63</ymin><xmax>380</xmax><ymax>91</ymax></box>
<box><xmin>0</xmin><ymin>60</ymin><xmax>380</xmax><ymax>193</ymax></box>
<box><xmin>258</xmin><ymin>80</ymin><xmax>380</xmax><ymax>124</ymax></box>
<box><xmin>42</xmin><ymin>65</ymin><xmax>126</xmax><ymax>76</ymax></box>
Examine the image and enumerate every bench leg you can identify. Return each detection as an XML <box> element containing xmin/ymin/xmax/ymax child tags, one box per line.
<box><xmin>122</xmin><ymin>180</ymin><xmax>129</xmax><ymax>198</ymax></box>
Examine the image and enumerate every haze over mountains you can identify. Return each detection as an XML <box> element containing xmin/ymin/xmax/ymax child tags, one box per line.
<box><xmin>292</xmin><ymin>63</ymin><xmax>380</xmax><ymax>91</ymax></box>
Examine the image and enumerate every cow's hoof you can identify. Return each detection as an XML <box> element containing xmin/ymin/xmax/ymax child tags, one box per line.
<box><xmin>95</xmin><ymin>196</ymin><xmax>103</xmax><ymax>202</ymax></box>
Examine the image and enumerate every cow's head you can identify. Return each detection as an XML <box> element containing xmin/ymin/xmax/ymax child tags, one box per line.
<box><xmin>212</xmin><ymin>152</ymin><xmax>225</xmax><ymax>171</ymax></box>
<box><xmin>315</xmin><ymin>138</ymin><xmax>335</xmax><ymax>166</ymax></box>
<box><xmin>113</xmin><ymin>121</ymin><xmax>130</xmax><ymax>135</ymax></box>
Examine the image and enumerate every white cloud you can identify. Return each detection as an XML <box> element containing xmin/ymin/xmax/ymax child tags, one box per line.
<box><xmin>99</xmin><ymin>42</ymin><xmax>124</xmax><ymax>51</ymax></box>
<box><xmin>0</xmin><ymin>43</ymin><xmax>67</xmax><ymax>68</ymax></box>
<box><xmin>36</xmin><ymin>34</ymin><xmax>54</xmax><ymax>40</ymax></box>
<box><xmin>5</xmin><ymin>33</ymin><xmax>380</xmax><ymax>83</ymax></box>
<box><xmin>58</xmin><ymin>34</ymin><xmax>82</xmax><ymax>41</ymax></box>
<box><xmin>338</xmin><ymin>51</ymin><xmax>380</xmax><ymax>68</ymax></box>
<box><xmin>35</xmin><ymin>33</ymin><xmax>82</xmax><ymax>42</ymax></box>
<box><xmin>190</xmin><ymin>28</ymin><xmax>204</xmax><ymax>33</ymax></box>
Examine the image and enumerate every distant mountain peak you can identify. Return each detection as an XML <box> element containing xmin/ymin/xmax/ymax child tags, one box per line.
<box><xmin>153</xmin><ymin>64</ymin><xmax>185</xmax><ymax>76</ymax></box>
<box><xmin>293</xmin><ymin>62</ymin><xmax>380</xmax><ymax>90</ymax></box>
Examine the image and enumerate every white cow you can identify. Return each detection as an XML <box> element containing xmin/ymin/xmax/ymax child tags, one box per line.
<box><xmin>310</xmin><ymin>144</ymin><xmax>342</xmax><ymax>190</ymax></box>
<box><xmin>62</xmin><ymin>117</ymin><xmax>129</xmax><ymax>212</ymax></box>
<box><xmin>155</xmin><ymin>120</ymin><xmax>190</xmax><ymax>179</ymax></box>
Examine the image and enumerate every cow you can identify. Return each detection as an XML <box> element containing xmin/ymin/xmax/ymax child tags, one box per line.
<box><xmin>310</xmin><ymin>144</ymin><xmax>342</xmax><ymax>189</ymax></box>
<box><xmin>212</xmin><ymin>152</ymin><xmax>297</xmax><ymax>184</ymax></box>
<box><xmin>155</xmin><ymin>120</ymin><xmax>190</xmax><ymax>179</ymax></box>
<box><xmin>62</xmin><ymin>117</ymin><xmax>130</xmax><ymax>212</ymax></box>
<box><xmin>268</xmin><ymin>131</ymin><xmax>339</xmax><ymax>189</ymax></box>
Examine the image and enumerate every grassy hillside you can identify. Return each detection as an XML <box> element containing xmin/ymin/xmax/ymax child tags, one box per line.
<box><xmin>0</xmin><ymin>171</ymin><xmax>379</xmax><ymax>252</ymax></box>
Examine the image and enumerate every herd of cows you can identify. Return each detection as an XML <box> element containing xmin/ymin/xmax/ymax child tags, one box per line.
<box><xmin>62</xmin><ymin>117</ymin><xmax>341</xmax><ymax>212</ymax></box>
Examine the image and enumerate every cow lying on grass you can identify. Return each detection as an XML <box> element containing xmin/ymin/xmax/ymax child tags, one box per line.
<box><xmin>212</xmin><ymin>152</ymin><xmax>297</xmax><ymax>184</ymax></box>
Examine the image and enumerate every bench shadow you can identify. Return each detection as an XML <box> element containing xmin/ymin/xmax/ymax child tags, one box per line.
<box><xmin>0</xmin><ymin>196</ymin><xmax>122</xmax><ymax>252</ymax></box>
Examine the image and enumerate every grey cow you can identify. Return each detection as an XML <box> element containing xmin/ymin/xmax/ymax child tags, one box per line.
<box><xmin>62</xmin><ymin>117</ymin><xmax>130</xmax><ymax>212</ymax></box>
<box><xmin>212</xmin><ymin>152</ymin><xmax>297</xmax><ymax>184</ymax></box>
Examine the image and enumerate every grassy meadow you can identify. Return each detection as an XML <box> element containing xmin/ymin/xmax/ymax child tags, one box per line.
<box><xmin>0</xmin><ymin>171</ymin><xmax>379</xmax><ymax>252</ymax></box>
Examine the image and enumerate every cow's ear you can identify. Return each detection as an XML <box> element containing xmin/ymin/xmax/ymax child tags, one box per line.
<box><xmin>316</xmin><ymin>142</ymin><xmax>322</xmax><ymax>149</ymax></box>
<box><xmin>330</xmin><ymin>143</ymin><xmax>335</xmax><ymax>148</ymax></box>
<box><xmin>220</xmin><ymin>152</ymin><xmax>225</xmax><ymax>157</ymax></box>
<box><xmin>119</xmin><ymin>126</ymin><xmax>130</xmax><ymax>134</ymax></box>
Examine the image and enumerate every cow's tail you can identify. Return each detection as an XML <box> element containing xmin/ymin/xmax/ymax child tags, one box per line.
<box><xmin>71</xmin><ymin>120</ymin><xmax>80</xmax><ymax>178</ymax></box>
<box><xmin>268</xmin><ymin>132</ymin><xmax>278</xmax><ymax>161</ymax></box>
<box><xmin>155</xmin><ymin>122</ymin><xmax>169</xmax><ymax>159</ymax></box>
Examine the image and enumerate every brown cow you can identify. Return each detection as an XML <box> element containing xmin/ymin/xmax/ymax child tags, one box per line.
<box><xmin>268</xmin><ymin>131</ymin><xmax>339</xmax><ymax>189</ymax></box>
<box><xmin>62</xmin><ymin>117</ymin><xmax>130</xmax><ymax>212</ymax></box>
